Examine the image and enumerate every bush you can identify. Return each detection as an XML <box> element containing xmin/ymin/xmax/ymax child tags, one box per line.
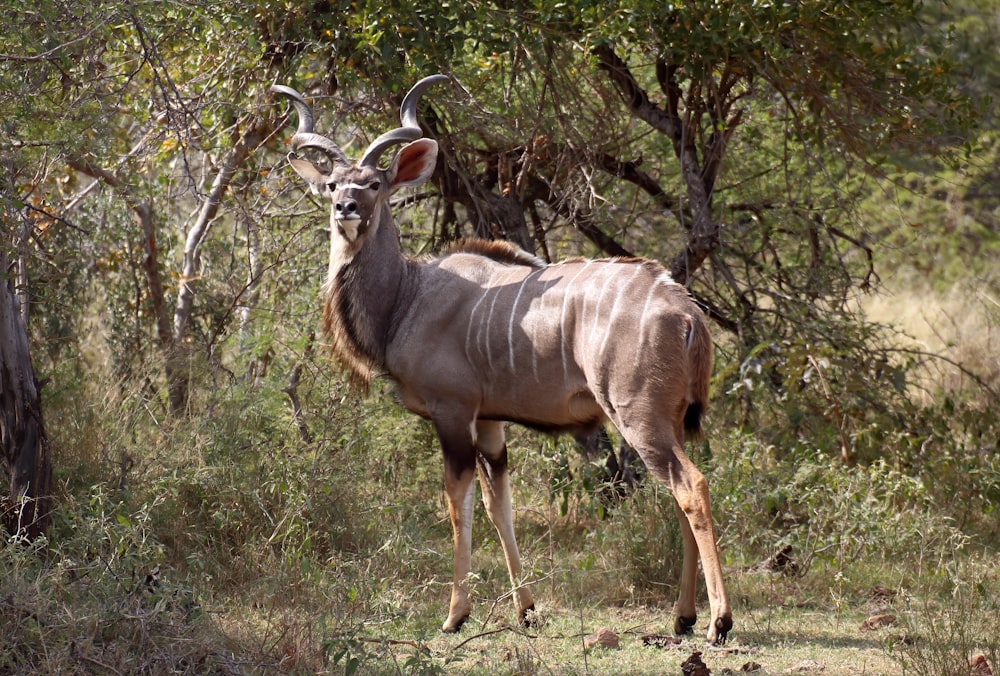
<box><xmin>709</xmin><ymin>432</ymin><xmax>971</xmax><ymax>575</ymax></box>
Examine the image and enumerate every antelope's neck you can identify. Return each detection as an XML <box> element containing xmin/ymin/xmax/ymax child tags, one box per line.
<box><xmin>321</xmin><ymin>209</ymin><xmax>412</xmax><ymax>383</ymax></box>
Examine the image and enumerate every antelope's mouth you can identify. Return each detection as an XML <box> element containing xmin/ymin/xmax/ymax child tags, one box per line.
<box><xmin>335</xmin><ymin>214</ymin><xmax>363</xmax><ymax>242</ymax></box>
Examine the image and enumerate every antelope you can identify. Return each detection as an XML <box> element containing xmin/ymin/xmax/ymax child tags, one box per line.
<box><xmin>272</xmin><ymin>75</ymin><xmax>733</xmax><ymax>644</ymax></box>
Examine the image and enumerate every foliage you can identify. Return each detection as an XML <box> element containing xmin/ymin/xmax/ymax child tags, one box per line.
<box><xmin>3</xmin><ymin>0</ymin><xmax>990</xmax><ymax>424</ymax></box>
<box><xmin>710</xmin><ymin>434</ymin><xmax>971</xmax><ymax>569</ymax></box>
<box><xmin>4</xmin><ymin>377</ymin><xmax>997</xmax><ymax>671</ymax></box>
<box><xmin>1</xmin><ymin>0</ymin><xmax>999</xmax><ymax>671</ymax></box>
<box><xmin>0</xmin><ymin>496</ymin><xmax>231</xmax><ymax>673</ymax></box>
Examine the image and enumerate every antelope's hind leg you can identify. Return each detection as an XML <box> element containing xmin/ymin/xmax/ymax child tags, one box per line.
<box><xmin>475</xmin><ymin>421</ymin><xmax>535</xmax><ymax>626</ymax></box>
<box><xmin>623</xmin><ymin>426</ymin><xmax>733</xmax><ymax>644</ymax></box>
<box><xmin>672</xmin><ymin>499</ymin><xmax>700</xmax><ymax>636</ymax></box>
<box><xmin>663</xmin><ymin>446</ymin><xmax>732</xmax><ymax>644</ymax></box>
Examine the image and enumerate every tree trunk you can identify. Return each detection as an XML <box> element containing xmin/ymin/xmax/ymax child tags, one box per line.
<box><xmin>66</xmin><ymin>158</ymin><xmax>178</xmax><ymax>410</ymax></box>
<box><xmin>0</xmin><ymin>245</ymin><xmax>52</xmax><ymax>539</ymax></box>
<box><xmin>70</xmin><ymin>114</ymin><xmax>278</xmax><ymax>415</ymax></box>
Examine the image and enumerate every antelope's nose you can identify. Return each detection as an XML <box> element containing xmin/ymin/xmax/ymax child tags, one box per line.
<box><xmin>335</xmin><ymin>199</ymin><xmax>359</xmax><ymax>218</ymax></box>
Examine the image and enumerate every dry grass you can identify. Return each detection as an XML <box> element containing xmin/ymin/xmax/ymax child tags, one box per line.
<box><xmin>7</xmin><ymin>432</ymin><xmax>998</xmax><ymax>675</ymax></box>
<box><xmin>863</xmin><ymin>273</ymin><xmax>1000</xmax><ymax>400</ymax></box>
<box><xmin>182</xmin><ymin>556</ymin><xmax>998</xmax><ymax>675</ymax></box>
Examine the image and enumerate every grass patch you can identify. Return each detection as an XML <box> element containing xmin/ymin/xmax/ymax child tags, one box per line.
<box><xmin>5</xmin><ymin>398</ymin><xmax>998</xmax><ymax>673</ymax></box>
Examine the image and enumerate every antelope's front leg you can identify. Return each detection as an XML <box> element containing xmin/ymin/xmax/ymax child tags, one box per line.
<box><xmin>437</xmin><ymin>420</ymin><xmax>477</xmax><ymax>633</ymax></box>
<box><xmin>475</xmin><ymin>421</ymin><xmax>535</xmax><ymax>626</ymax></box>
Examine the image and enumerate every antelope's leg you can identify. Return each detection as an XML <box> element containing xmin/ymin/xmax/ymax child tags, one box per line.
<box><xmin>663</xmin><ymin>446</ymin><xmax>732</xmax><ymax>644</ymax></box>
<box><xmin>672</xmin><ymin>499</ymin><xmax>700</xmax><ymax>635</ymax></box>
<box><xmin>436</xmin><ymin>420</ymin><xmax>477</xmax><ymax>633</ymax></box>
<box><xmin>475</xmin><ymin>421</ymin><xmax>535</xmax><ymax>625</ymax></box>
<box><xmin>627</xmin><ymin>433</ymin><xmax>733</xmax><ymax>645</ymax></box>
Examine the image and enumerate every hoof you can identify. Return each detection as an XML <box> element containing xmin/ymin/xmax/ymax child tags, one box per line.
<box><xmin>519</xmin><ymin>604</ymin><xmax>538</xmax><ymax>628</ymax></box>
<box><xmin>441</xmin><ymin>615</ymin><xmax>468</xmax><ymax>634</ymax></box>
<box><xmin>708</xmin><ymin>616</ymin><xmax>733</xmax><ymax>645</ymax></box>
<box><xmin>674</xmin><ymin>615</ymin><xmax>697</xmax><ymax>636</ymax></box>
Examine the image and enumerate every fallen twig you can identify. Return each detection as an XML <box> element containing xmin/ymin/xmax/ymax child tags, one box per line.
<box><xmin>451</xmin><ymin>625</ymin><xmax>538</xmax><ymax>651</ymax></box>
<box><xmin>352</xmin><ymin>637</ymin><xmax>431</xmax><ymax>654</ymax></box>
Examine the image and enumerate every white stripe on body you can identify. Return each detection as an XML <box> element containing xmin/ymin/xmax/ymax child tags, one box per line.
<box><xmin>634</xmin><ymin>274</ymin><xmax>678</xmax><ymax>369</ymax></box>
<box><xmin>508</xmin><ymin>272</ymin><xmax>535</xmax><ymax>372</ymax></box>
<box><xmin>465</xmin><ymin>287</ymin><xmax>492</xmax><ymax>366</ymax></box>
<box><xmin>528</xmin><ymin>286</ymin><xmax>543</xmax><ymax>383</ymax></box>
<box><xmin>577</xmin><ymin>264</ymin><xmax>604</xmax><ymax>346</ymax></box>
<box><xmin>599</xmin><ymin>265</ymin><xmax>643</xmax><ymax>356</ymax></box>
<box><xmin>636</xmin><ymin>283</ymin><xmax>658</xmax><ymax>369</ymax></box>
<box><xmin>483</xmin><ymin>287</ymin><xmax>504</xmax><ymax>372</ymax></box>
<box><xmin>558</xmin><ymin>261</ymin><xmax>592</xmax><ymax>382</ymax></box>
<box><xmin>588</xmin><ymin>265</ymin><xmax>618</xmax><ymax>352</ymax></box>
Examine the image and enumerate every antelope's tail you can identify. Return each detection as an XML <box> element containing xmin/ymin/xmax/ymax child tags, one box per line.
<box><xmin>683</xmin><ymin>312</ymin><xmax>712</xmax><ymax>439</ymax></box>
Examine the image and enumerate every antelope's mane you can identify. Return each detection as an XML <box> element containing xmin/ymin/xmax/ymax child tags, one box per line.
<box><xmin>320</xmin><ymin>266</ymin><xmax>382</xmax><ymax>389</ymax></box>
<box><xmin>445</xmin><ymin>238</ymin><xmax>546</xmax><ymax>269</ymax></box>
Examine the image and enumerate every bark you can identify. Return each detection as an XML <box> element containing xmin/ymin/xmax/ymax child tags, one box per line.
<box><xmin>593</xmin><ymin>152</ymin><xmax>682</xmax><ymax>217</ymax></box>
<box><xmin>514</xmin><ymin>170</ymin><xmax>634</xmax><ymax>259</ymax></box>
<box><xmin>0</xmin><ymin>245</ymin><xmax>52</xmax><ymax>539</ymax></box>
<box><xmin>66</xmin><ymin>158</ymin><xmax>173</xmax><ymax>355</ymax></box>
<box><xmin>542</xmin><ymin>190</ymin><xmax>633</xmax><ymax>258</ymax></box>
<box><xmin>283</xmin><ymin>332</ymin><xmax>315</xmax><ymax>444</ymax></box>
<box><xmin>69</xmin><ymin>157</ymin><xmax>179</xmax><ymax>413</ymax></box>
<box><xmin>238</xmin><ymin>208</ymin><xmax>262</xmax><ymax>341</ymax></box>
<box><xmin>424</xmin><ymin>106</ymin><xmax>535</xmax><ymax>249</ymax></box>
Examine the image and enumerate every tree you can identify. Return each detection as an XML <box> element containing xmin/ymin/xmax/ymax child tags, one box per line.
<box><xmin>0</xmin><ymin>0</ymin><xmax>981</xmax><ymax>469</ymax></box>
<box><xmin>0</xmin><ymin>236</ymin><xmax>52</xmax><ymax>539</ymax></box>
<box><xmin>3</xmin><ymin>1</ymin><xmax>297</xmax><ymax>414</ymax></box>
<box><xmin>254</xmin><ymin>0</ymin><xmax>974</xmax><ymax>460</ymax></box>
<box><xmin>206</xmin><ymin>4</ymin><xmax>991</xmax><ymax>528</ymax></box>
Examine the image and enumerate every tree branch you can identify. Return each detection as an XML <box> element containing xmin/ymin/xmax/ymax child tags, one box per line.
<box><xmin>521</xmin><ymin>171</ymin><xmax>633</xmax><ymax>258</ymax></box>
<box><xmin>592</xmin><ymin>152</ymin><xmax>683</xmax><ymax>219</ymax></box>
<box><xmin>172</xmin><ymin>116</ymin><xmax>275</xmax><ymax>347</ymax></box>
<box><xmin>595</xmin><ymin>44</ymin><xmax>722</xmax><ymax>286</ymax></box>
<box><xmin>593</xmin><ymin>45</ymin><xmax>678</xmax><ymax>139</ymax></box>
<box><xmin>67</xmin><ymin>157</ymin><xmax>173</xmax><ymax>354</ymax></box>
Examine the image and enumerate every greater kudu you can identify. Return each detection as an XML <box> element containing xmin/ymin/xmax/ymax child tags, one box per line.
<box><xmin>272</xmin><ymin>75</ymin><xmax>733</xmax><ymax>644</ymax></box>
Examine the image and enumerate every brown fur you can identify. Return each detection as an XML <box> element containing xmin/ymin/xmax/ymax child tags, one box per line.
<box><xmin>446</xmin><ymin>238</ymin><xmax>545</xmax><ymax>269</ymax></box>
<box><xmin>321</xmin><ymin>264</ymin><xmax>382</xmax><ymax>387</ymax></box>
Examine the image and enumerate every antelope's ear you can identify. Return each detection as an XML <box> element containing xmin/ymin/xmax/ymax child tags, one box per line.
<box><xmin>287</xmin><ymin>154</ymin><xmax>329</xmax><ymax>195</ymax></box>
<box><xmin>387</xmin><ymin>138</ymin><xmax>438</xmax><ymax>192</ymax></box>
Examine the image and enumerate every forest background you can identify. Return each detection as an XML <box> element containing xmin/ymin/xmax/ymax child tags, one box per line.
<box><xmin>1</xmin><ymin>0</ymin><xmax>998</xmax><ymax>673</ymax></box>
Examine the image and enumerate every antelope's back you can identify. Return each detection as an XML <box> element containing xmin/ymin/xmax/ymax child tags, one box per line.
<box><xmin>387</xmin><ymin>250</ymin><xmax>703</xmax><ymax>429</ymax></box>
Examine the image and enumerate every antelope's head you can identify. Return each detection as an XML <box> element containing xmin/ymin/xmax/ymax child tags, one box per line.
<box><xmin>272</xmin><ymin>76</ymin><xmax>446</xmax><ymax>252</ymax></box>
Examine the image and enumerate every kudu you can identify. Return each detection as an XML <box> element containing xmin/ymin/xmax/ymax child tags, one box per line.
<box><xmin>272</xmin><ymin>75</ymin><xmax>733</xmax><ymax>644</ymax></box>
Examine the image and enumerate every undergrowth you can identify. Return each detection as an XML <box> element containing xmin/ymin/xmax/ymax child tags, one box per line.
<box><xmin>5</xmin><ymin>274</ymin><xmax>999</xmax><ymax>673</ymax></box>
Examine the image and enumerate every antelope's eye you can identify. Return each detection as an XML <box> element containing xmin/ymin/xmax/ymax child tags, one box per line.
<box><xmin>369</xmin><ymin>181</ymin><xmax>381</xmax><ymax>191</ymax></box>
<box><xmin>326</xmin><ymin>182</ymin><xmax>338</xmax><ymax>191</ymax></box>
